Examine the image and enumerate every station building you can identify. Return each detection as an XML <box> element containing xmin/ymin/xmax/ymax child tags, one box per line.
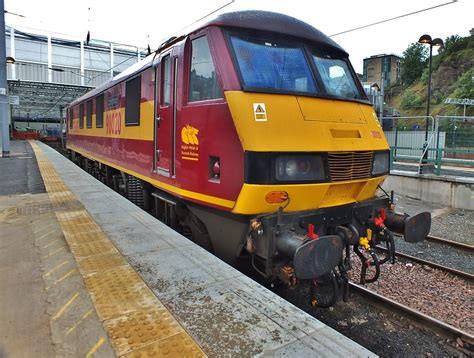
<box><xmin>5</xmin><ymin>26</ymin><xmax>146</xmax><ymax>133</ymax></box>
<box><xmin>362</xmin><ymin>53</ymin><xmax>401</xmax><ymax>89</ymax></box>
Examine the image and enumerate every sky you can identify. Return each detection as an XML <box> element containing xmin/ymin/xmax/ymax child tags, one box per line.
<box><xmin>4</xmin><ymin>0</ymin><xmax>474</xmax><ymax>73</ymax></box>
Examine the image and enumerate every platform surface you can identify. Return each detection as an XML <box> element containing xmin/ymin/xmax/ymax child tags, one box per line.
<box><xmin>0</xmin><ymin>140</ymin><xmax>376</xmax><ymax>357</ymax></box>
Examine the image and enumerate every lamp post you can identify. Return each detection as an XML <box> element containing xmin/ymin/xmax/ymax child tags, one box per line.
<box><xmin>418</xmin><ymin>34</ymin><xmax>443</xmax><ymax>173</ymax></box>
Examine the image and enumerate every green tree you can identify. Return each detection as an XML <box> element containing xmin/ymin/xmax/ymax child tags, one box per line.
<box><xmin>451</xmin><ymin>68</ymin><xmax>474</xmax><ymax>99</ymax></box>
<box><xmin>400</xmin><ymin>43</ymin><xmax>428</xmax><ymax>86</ymax></box>
<box><xmin>439</xmin><ymin>35</ymin><xmax>469</xmax><ymax>56</ymax></box>
<box><xmin>400</xmin><ymin>90</ymin><xmax>423</xmax><ymax>109</ymax></box>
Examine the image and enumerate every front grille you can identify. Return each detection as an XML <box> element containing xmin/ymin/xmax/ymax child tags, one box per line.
<box><xmin>327</xmin><ymin>151</ymin><xmax>373</xmax><ymax>182</ymax></box>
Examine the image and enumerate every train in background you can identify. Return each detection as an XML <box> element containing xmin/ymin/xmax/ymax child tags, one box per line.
<box><xmin>66</xmin><ymin>11</ymin><xmax>431</xmax><ymax>307</ymax></box>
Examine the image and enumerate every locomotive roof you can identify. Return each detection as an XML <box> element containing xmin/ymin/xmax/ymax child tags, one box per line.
<box><xmin>202</xmin><ymin>11</ymin><xmax>346</xmax><ymax>55</ymax></box>
<box><xmin>71</xmin><ymin>10</ymin><xmax>346</xmax><ymax>107</ymax></box>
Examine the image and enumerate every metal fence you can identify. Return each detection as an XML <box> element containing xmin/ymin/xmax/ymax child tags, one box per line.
<box><xmin>384</xmin><ymin>115</ymin><xmax>474</xmax><ymax>175</ymax></box>
<box><xmin>385</xmin><ymin>130</ymin><xmax>446</xmax><ymax>159</ymax></box>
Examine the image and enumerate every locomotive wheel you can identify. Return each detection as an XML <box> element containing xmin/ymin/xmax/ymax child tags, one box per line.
<box><xmin>188</xmin><ymin>212</ymin><xmax>213</xmax><ymax>252</ymax></box>
<box><xmin>310</xmin><ymin>271</ymin><xmax>339</xmax><ymax>308</ymax></box>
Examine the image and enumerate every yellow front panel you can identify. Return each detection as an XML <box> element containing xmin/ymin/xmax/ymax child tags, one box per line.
<box><xmin>232</xmin><ymin>177</ymin><xmax>385</xmax><ymax>214</ymax></box>
<box><xmin>225</xmin><ymin>91</ymin><xmax>389</xmax><ymax>214</ymax></box>
<box><xmin>225</xmin><ymin>91</ymin><xmax>389</xmax><ymax>152</ymax></box>
<box><xmin>297</xmin><ymin>96</ymin><xmax>367</xmax><ymax>124</ymax></box>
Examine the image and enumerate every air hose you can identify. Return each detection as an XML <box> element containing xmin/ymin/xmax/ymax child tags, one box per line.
<box><xmin>378</xmin><ymin>228</ymin><xmax>396</xmax><ymax>265</ymax></box>
<box><xmin>354</xmin><ymin>245</ymin><xmax>381</xmax><ymax>284</ymax></box>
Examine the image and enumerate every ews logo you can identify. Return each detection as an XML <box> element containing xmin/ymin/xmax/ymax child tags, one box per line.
<box><xmin>181</xmin><ymin>125</ymin><xmax>199</xmax><ymax>145</ymax></box>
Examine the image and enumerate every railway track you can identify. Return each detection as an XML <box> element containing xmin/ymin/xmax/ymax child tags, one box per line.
<box><xmin>393</xmin><ymin>249</ymin><xmax>474</xmax><ymax>281</ymax></box>
<box><xmin>425</xmin><ymin>234</ymin><xmax>474</xmax><ymax>253</ymax></box>
<box><xmin>355</xmin><ymin>235</ymin><xmax>474</xmax><ymax>351</ymax></box>
<box><xmin>381</xmin><ymin>233</ymin><xmax>474</xmax><ymax>280</ymax></box>
<box><xmin>349</xmin><ymin>282</ymin><xmax>474</xmax><ymax>355</ymax></box>
<box><xmin>375</xmin><ymin>245</ymin><xmax>474</xmax><ymax>282</ymax></box>
<box><xmin>350</xmin><ymin>283</ymin><xmax>474</xmax><ymax>351</ymax></box>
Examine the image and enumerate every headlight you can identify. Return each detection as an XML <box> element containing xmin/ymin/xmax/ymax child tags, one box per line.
<box><xmin>276</xmin><ymin>155</ymin><xmax>325</xmax><ymax>181</ymax></box>
<box><xmin>372</xmin><ymin>151</ymin><xmax>389</xmax><ymax>176</ymax></box>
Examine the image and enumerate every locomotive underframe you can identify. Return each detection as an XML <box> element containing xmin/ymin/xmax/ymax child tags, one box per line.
<box><xmin>248</xmin><ymin>197</ymin><xmax>390</xmax><ymax>279</ymax></box>
<box><xmin>71</xmin><ymin>146</ymin><xmax>392</xmax><ymax>272</ymax></box>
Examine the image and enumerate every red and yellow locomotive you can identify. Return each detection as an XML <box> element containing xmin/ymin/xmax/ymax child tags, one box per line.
<box><xmin>67</xmin><ymin>11</ymin><xmax>430</xmax><ymax>306</ymax></box>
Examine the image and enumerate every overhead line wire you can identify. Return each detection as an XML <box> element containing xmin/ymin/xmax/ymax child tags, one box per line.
<box><xmin>330</xmin><ymin>0</ymin><xmax>458</xmax><ymax>37</ymax></box>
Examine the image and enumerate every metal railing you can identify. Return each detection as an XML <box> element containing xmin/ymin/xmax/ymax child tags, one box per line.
<box><xmin>383</xmin><ymin>115</ymin><xmax>474</xmax><ymax>176</ymax></box>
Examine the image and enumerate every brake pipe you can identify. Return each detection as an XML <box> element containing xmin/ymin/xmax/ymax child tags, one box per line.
<box><xmin>354</xmin><ymin>241</ymin><xmax>381</xmax><ymax>284</ymax></box>
<box><xmin>364</xmin><ymin>248</ymin><xmax>381</xmax><ymax>283</ymax></box>
<box><xmin>371</xmin><ymin>208</ymin><xmax>396</xmax><ymax>265</ymax></box>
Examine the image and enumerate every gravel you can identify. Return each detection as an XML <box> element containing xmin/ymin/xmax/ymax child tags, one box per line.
<box><xmin>430</xmin><ymin>209</ymin><xmax>474</xmax><ymax>246</ymax></box>
<box><xmin>239</xmin><ymin>256</ymin><xmax>472</xmax><ymax>357</ymax></box>
<box><xmin>394</xmin><ymin>194</ymin><xmax>474</xmax><ymax>246</ymax></box>
<box><xmin>59</xmin><ymin>150</ymin><xmax>472</xmax><ymax>355</ymax></box>
<box><xmin>349</xmin><ymin>257</ymin><xmax>473</xmax><ymax>333</ymax></box>
<box><xmin>393</xmin><ymin>237</ymin><xmax>474</xmax><ymax>274</ymax></box>
<box><xmin>272</xmin><ymin>281</ymin><xmax>469</xmax><ymax>357</ymax></box>
<box><xmin>389</xmin><ymin>194</ymin><xmax>473</xmax><ymax>273</ymax></box>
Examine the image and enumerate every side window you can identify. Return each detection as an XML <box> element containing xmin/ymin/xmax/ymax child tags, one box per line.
<box><xmin>125</xmin><ymin>76</ymin><xmax>141</xmax><ymax>125</ymax></box>
<box><xmin>69</xmin><ymin>108</ymin><xmax>73</xmax><ymax>129</ymax></box>
<box><xmin>79</xmin><ymin>104</ymin><xmax>84</xmax><ymax>129</ymax></box>
<box><xmin>86</xmin><ymin>100</ymin><xmax>93</xmax><ymax>128</ymax></box>
<box><xmin>161</xmin><ymin>55</ymin><xmax>171</xmax><ymax>106</ymax></box>
<box><xmin>96</xmin><ymin>94</ymin><xmax>104</xmax><ymax>128</ymax></box>
<box><xmin>189</xmin><ymin>36</ymin><xmax>222</xmax><ymax>102</ymax></box>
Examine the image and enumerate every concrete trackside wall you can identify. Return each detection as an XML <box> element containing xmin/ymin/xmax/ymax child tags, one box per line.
<box><xmin>382</xmin><ymin>171</ymin><xmax>474</xmax><ymax>210</ymax></box>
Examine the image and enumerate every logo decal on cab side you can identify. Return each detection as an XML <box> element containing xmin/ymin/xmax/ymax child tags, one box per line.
<box><xmin>181</xmin><ymin>125</ymin><xmax>199</xmax><ymax>161</ymax></box>
<box><xmin>181</xmin><ymin>125</ymin><xmax>199</xmax><ymax>145</ymax></box>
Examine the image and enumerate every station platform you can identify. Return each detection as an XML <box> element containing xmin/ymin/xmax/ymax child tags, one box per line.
<box><xmin>383</xmin><ymin>168</ymin><xmax>474</xmax><ymax>211</ymax></box>
<box><xmin>0</xmin><ymin>140</ymin><xmax>376</xmax><ymax>357</ymax></box>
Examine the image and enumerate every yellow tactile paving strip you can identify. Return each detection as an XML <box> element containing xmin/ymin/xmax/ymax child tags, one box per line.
<box><xmin>104</xmin><ymin>307</ymin><xmax>184</xmax><ymax>355</ymax></box>
<box><xmin>30</xmin><ymin>142</ymin><xmax>206</xmax><ymax>357</ymax></box>
<box><xmin>83</xmin><ymin>266</ymin><xmax>162</xmax><ymax>321</ymax></box>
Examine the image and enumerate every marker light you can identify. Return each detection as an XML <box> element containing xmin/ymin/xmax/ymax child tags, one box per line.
<box><xmin>265</xmin><ymin>191</ymin><xmax>289</xmax><ymax>204</ymax></box>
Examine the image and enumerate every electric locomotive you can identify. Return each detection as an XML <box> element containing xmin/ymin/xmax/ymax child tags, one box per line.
<box><xmin>66</xmin><ymin>11</ymin><xmax>431</xmax><ymax>306</ymax></box>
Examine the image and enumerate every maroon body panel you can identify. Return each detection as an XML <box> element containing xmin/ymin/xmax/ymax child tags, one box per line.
<box><xmin>67</xmin><ymin>27</ymin><xmax>245</xmax><ymax>209</ymax></box>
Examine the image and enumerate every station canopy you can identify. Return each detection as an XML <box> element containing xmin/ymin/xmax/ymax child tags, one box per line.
<box><xmin>8</xmin><ymin>80</ymin><xmax>92</xmax><ymax>123</ymax></box>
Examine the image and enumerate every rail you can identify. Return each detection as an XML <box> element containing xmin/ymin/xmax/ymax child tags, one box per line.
<box><xmin>393</xmin><ymin>250</ymin><xmax>473</xmax><ymax>281</ymax></box>
<box><xmin>350</xmin><ymin>283</ymin><xmax>474</xmax><ymax>345</ymax></box>
<box><xmin>364</xmin><ymin>233</ymin><xmax>473</xmax><ymax>347</ymax></box>
<box><xmin>425</xmin><ymin>234</ymin><xmax>474</xmax><ymax>253</ymax></box>
<box><xmin>382</xmin><ymin>232</ymin><xmax>474</xmax><ymax>280</ymax></box>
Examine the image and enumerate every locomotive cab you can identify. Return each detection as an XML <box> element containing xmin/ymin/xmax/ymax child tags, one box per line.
<box><xmin>200</xmin><ymin>12</ymin><xmax>431</xmax><ymax>303</ymax></box>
